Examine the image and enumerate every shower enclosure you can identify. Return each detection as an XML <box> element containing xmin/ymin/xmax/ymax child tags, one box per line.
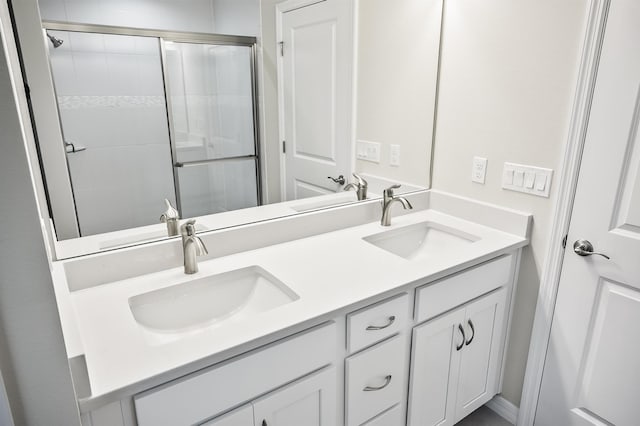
<box><xmin>44</xmin><ymin>23</ymin><xmax>260</xmax><ymax>238</ymax></box>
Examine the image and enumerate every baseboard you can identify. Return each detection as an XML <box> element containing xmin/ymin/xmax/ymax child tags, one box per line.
<box><xmin>486</xmin><ymin>395</ymin><xmax>519</xmax><ymax>425</ymax></box>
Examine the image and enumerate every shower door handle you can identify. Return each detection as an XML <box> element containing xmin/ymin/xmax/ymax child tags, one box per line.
<box><xmin>64</xmin><ymin>141</ymin><xmax>86</xmax><ymax>153</ymax></box>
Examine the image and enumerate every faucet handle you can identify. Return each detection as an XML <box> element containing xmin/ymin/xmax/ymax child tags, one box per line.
<box><xmin>383</xmin><ymin>184</ymin><xmax>401</xmax><ymax>197</ymax></box>
<box><xmin>160</xmin><ymin>198</ymin><xmax>179</xmax><ymax>222</ymax></box>
<box><xmin>352</xmin><ymin>173</ymin><xmax>368</xmax><ymax>187</ymax></box>
<box><xmin>180</xmin><ymin>219</ymin><xmax>197</xmax><ymax>236</ymax></box>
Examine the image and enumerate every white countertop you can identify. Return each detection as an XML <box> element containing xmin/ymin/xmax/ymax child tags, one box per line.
<box><xmin>50</xmin><ymin>191</ymin><xmax>530</xmax><ymax>409</ymax></box>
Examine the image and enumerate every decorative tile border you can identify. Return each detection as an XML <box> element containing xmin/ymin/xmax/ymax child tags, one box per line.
<box><xmin>57</xmin><ymin>95</ymin><xmax>165</xmax><ymax>110</ymax></box>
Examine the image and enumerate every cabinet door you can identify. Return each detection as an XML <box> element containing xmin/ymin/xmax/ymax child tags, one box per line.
<box><xmin>202</xmin><ymin>404</ymin><xmax>254</xmax><ymax>426</ymax></box>
<box><xmin>253</xmin><ymin>367</ymin><xmax>337</xmax><ymax>426</ymax></box>
<box><xmin>454</xmin><ymin>288</ymin><xmax>507</xmax><ymax>422</ymax></box>
<box><xmin>407</xmin><ymin>307</ymin><xmax>466</xmax><ymax>426</ymax></box>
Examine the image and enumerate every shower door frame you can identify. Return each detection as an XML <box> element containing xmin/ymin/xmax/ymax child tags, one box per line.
<box><xmin>42</xmin><ymin>21</ymin><xmax>263</xmax><ymax>221</ymax></box>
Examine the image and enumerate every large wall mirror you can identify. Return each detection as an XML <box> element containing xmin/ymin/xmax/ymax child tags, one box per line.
<box><xmin>21</xmin><ymin>0</ymin><xmax>442</xmax><ymax>258</ymax></box>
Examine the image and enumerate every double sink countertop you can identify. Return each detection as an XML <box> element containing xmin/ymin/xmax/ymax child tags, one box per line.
<box><xmin>49</xmin><ymin>190</ymin><xmax>531</xmax><ymax>411</ymax></box>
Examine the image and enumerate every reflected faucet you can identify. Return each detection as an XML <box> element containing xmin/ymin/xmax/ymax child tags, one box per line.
<box><xmin>344</xmin><ymin>173</ymin><xmax>368</xmax><ymax>201</ymax></box>
<box><xmin>160</xmin><ymin>199</ymin><xmax>180</xmax><ymax>236</ymax></box>
<box><xmin>381</xmin><ymin>185</ymin><xmax>413</xmax><ymax>226</ymax></box>
<box><xmin>180</xmin><ymin>219</ymin><xmax>208</xmax><ymax>274</ymax></box>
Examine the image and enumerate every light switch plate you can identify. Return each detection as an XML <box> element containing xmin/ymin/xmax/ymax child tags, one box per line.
<box><xmin>472</xmin><ymin>157</ymin><xmax>488</xmax><ymax>184</ymax></box>
<box><xmin>356</xmin><ymin>140</ymin><xmax>381</xmax><ymax>163</ymax></box>
<box><xmin>390</xmin><ymin>144</ymin><xmax>400</xmax><ymax>167</ymax></box>
<box><xmin>502</xmin><ymin>162</ymin><xmax>553</xmax><ymax>197</ymax></box>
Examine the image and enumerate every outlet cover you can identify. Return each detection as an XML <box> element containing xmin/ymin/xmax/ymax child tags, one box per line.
<box><xmin>472</xmin><ymin>157</ymin><xmax>488</xmax><ymax>184</ymax></box>
<box><xmin>390</xmin><ymin>144</ymin><xmax>400</xmax><ymax>167</ymax></box>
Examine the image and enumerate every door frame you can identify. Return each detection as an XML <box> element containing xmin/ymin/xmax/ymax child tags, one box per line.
<box><xmin>275</xmin><ymin>0</ymin><xmax>355</xmax><ymax>200</ymax></box>
<box><xmin>518</xmin><ymin>0</ymin><xmax>610</xmax><ymax>424</ymax></box>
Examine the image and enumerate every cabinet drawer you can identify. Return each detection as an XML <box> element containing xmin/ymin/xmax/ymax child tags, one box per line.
<box><xmin>415</xmin><ymin>255</ymin><xmax>512</xmax><ymax>323</ymax></box>
<box><xmin>347</xmin><ymin>293</ymin><xmax>409</xmax><ymax>353</ymax></box>
<box><xmin>134</xmin><ymin>322</ymin><xmax>337</xmax><ymax>426</ymax></box>
<box><xmin>362</xmin><ymin>404</ymin><xmax>403</xmax><ymax>426</ymax></box>
<box><xmin>345</xmin><ymin>335</ymin><xmax>407</xmax><ymax>426</ymax></box>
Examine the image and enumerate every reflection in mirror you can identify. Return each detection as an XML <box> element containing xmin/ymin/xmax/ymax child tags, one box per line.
<box><xmin>164</xmin><ymin>41</ymin><xmax>260</xmax><ymax>218</ymax></box>
<box><xmin>24</xmin><ymin>0</ymin><xmax>441</xmax><ymax>258</ymax></box>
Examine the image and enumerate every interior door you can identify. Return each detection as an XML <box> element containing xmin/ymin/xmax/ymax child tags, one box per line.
<box><xmin>279</xmin><ymin>0</ymin><xmax>352</xmax><ymax>200</ymax></box>
<box><xmin>536</xmin><ymin>1</ymin><xmax>640</xmax><ymax>424</ymax></box>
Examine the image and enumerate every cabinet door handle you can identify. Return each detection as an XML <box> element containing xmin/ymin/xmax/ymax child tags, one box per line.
<box><xmin>456</xmin><ymin>323</ymin><xmax>465</xmax><ymax>351</ymax></box>
<box><xmin>465</xmin><ymin>319</ymin><xmax>475</xmax><ymax>346</ymax></box>
<box><xmin>366</xmin><ymin>316</ymin><xmax>396</xmax><ymax>331</ymax></box>
<box><xmin>363</xmin><ymin>375</ymin><xmax>392</xmax><ymax>391</ymax></box>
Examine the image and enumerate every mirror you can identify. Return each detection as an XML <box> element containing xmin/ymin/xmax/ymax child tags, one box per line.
<box><xmin>25</xmin><ymin>0</ymin><xmax>442</xmax><ymax>258</ymax></box>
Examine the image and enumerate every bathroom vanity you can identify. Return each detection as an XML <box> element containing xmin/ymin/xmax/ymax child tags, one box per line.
<box><xmin>50</xmin><ymin>190</ymin><xmax>530</xmax><ymax>426</ymax></box>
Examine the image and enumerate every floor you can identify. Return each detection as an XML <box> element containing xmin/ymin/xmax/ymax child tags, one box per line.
<box><xmin>456</xmin><ymin>406</ymin><xmax>513</xmax><ymax>426</ymax></box>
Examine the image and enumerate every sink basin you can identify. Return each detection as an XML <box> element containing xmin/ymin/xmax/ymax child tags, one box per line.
<box><xmin>363</xmin><ymin>221</ymin><xmax>479</xmax><ymax>260</ymax></box>
<box><xmin>128</xmin><ymin>266</ymin><xmax>299</xmax><ymax>333</ymax></box>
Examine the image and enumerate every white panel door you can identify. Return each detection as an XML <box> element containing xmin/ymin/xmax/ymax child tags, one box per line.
<box><xmin>408</xmin><ymin>307</ymin><xmax>465</xmax><ymax>426</ymax></box>
<box><xmin>536</xmin><ymin>1</ymin><xmax>640</xmax><ymax>424</ymax></box>
<box><xmin>279</xmin><ymin>0</ymin><xmax>352</xmax><ymax>200</ymax></box>
<box><xmin>253</xmin><ymin>367</ymin><xmax>337</xmax><ymax>426</ymax></box>
<box><xmin>454</xmin><ymin>289</ymin><xmax>506</xmax><ymax>422</ymax></box>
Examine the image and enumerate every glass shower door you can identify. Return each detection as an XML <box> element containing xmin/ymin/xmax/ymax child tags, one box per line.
<box><xmin>48</xmin><ymin>30</ymin><xmax>176</xmax><ymax>236</ymax></box>
<box><xmin>163</xmin><ymin>40</ymin><xmax>260</xmax><ymax>218</ymax></box>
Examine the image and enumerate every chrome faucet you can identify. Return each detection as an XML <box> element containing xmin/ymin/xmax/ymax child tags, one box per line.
<box><xmin>381</xmin><ymin>184</ymin><xmax>413</xmax><ymax>226</ymax></box>
<box><xmin>344</xmin><ymin>173</ymin><xmax>368</xmax><ymax>200</ymax></box>
<box><xmin>160</xmin><ymin>198</ymin><xmax>180</xmax><ymax>237</ymax></box>
<box><xmin>180</xmin><ymin>219</ymin><xmax>208</xmax><ymax>274</ymax></box>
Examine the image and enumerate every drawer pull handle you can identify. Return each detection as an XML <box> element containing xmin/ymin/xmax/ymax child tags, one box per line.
<box><xmin>456</xmin><ymin>323</ymin><xmax>465</xmax><ymax>351</ymax></box>
<box><xmin>366</xmin><ymin>316</ymin><xmax>396</xmax><ymax>331</ymax></box>
<box><xmin>363</xmin><ymin>375</ymin><xmax>392</xmax><ymax>391</ymax></box>
<box><xmin>465</xmin><ymin>319</ymin><xmax>475</xmax><ymax>346</ymax></box>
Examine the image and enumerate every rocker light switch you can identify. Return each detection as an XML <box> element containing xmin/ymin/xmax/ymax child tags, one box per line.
<box><xmin>502</xmin><ymin>162</ymin><xmax>553</xmax><ymax>197</ymax></box>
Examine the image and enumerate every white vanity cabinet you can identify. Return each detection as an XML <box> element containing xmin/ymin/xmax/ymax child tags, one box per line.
<box><xmin>252</xmin><ymin>367</ymin><xmax>337</xmax><ymax>426</ymax></box>
<box><xmin>202</xmin><ymin>405</ymin><xmax>254</xmax><ymax>426</ymax></box>
<box><xmin>407</xmin><ymin>288</ymin><xmax>508</xmax><ymax>426</ymax></box>
<box><xmin>81</xmin><ymin>251</ymin><xmax>519</xmax><ymax>426</ymax></box>
<box><xmin>345</xmin><ymin>334</ymin><xmax>408</xmax><ymax>426</ymax></box>
<box><xmin>133</xmin><ymin>323</ymin><xmax>337</xmax><ymax>426</ymax></box>
<box><xmin>203</xmin><ymin>367</ymin><xmax>337</xmax><ymax>426</ymax></box>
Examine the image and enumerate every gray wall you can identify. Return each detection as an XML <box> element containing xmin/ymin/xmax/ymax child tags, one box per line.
<box><xmin>0</xmin><ymin>2</ymin><xmax>80</xmax><ymax>424</ymax></box>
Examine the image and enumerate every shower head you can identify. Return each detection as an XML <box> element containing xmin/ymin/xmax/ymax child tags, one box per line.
<box><xmin>46</xmin><ymin>32</ymin><xmax>63</xmax><ymax>48</ymax></box>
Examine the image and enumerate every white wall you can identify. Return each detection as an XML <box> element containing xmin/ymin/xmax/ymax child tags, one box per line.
<box><xmin>212</xmin><ymin>0</ymin><xmax>260</xmax><ymax>36</ymax></box>
<box><xmin>259</xmin><ymin>0</ymin><xmax>284</xmax><ymax>204</ymax></box>
<box><xmin>355</xmin><ymin>0</ymin><xmax>441</xmax><ymax>188</ymax></box>
<box><xmin>0</xmin><ymin>368</ymin><xmax>13</xmax><ymax>426</ymax></box>
<box><xmin>431</xmin><ymin>0</ymin><xmax>589</xmax><ymax>406</ymax></box>
<box><xmin>0</xmin><ymin>4</ymin><xmax>80</xmax><ymax>424</ymax></box>
<box><xmin>38</xmin><ymin>0</ymin><xmax>217</xmax><ymax>33</ymax></box>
